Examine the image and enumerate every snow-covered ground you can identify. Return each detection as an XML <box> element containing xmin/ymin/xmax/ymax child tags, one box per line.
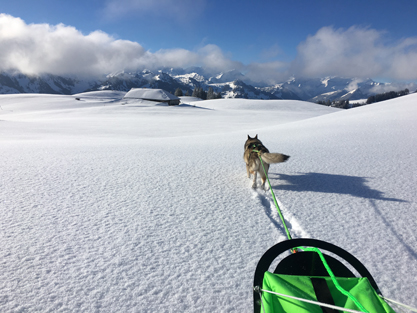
<box><xmin>350</xmin><ymin>98</ymin><xmax>368</xmax><ymax>105</ymax></box>
<box><xmin>1</xmin><ymin>92</ymin><xmax>416</xmax><ymax>312</ymax></box>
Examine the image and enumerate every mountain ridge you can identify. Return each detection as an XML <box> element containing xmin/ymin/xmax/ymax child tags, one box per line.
<box><xmin>1</xmin><ymin>68</ymin><xmax>415</xmax><ymax>103</ymax></box>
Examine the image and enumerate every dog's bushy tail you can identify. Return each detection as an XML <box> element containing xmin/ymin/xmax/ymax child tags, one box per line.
<box><xmin>261</xmin><ymin>153</ymin><xmax>290</xmax><ymax>164</ymax></box>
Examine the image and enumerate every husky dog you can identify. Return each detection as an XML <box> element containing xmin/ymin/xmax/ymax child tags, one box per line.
<box><xmin>244</xmin><ymin>135</ymin><xmax>290</xmax><ymax>189</ymax></box>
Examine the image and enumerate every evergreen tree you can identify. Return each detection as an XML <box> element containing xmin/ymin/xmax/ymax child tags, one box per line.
<box><xmin>198</xmin><ymin>87</ymin><xmax>207</xmax><ymax>100</ymax></box>
<box><xmin>192</xmin><ymin>87</ymin><xmax>198</xmax><ymax>97</ymax></box>
<box><xmin>207</xmin><ymin>87</ymin><xmax>214</xmax><ymax>99</ymax></box>
<box><xmin>366</xmin><ymin>95</ymin><xmax>376</xmax><ymax>104</ymax></box>
<box><xmin>174</xmin><ymin>88</ymin><xmax>183</xmax><ymax>97</ymax></box>
<box><xmin>366</xmin><ymin>88</ymin><xmax>410</xmax><ymax>105</ymax></box>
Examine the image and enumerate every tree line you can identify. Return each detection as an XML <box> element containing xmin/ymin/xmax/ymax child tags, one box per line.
<box><xmin>366</xmin><ymin>88</ymin><xmax>409</xmax><ymax>104</ymax></box>
<box><xmin>316</xmin><ymin>99</ymin><xmax>351</xmax><ymax>109</ymax></box>
<box><xmin>174</xmin><ymin>87</ymin><xmax>222</xmax><ymax>100</ymax></box>
<box><xmin>317</xmin><ymin>88</ymin><xmax>411</xmax><ymax>109</ymax></box>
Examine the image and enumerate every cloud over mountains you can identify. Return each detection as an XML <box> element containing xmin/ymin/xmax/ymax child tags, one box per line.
<box><xmin>292</xmin><ymin>26</ymin><xmax>417</xmax><ymax>81</ymax></box>
<box><xmin>0</xmin><ymin>14</ymin><xmax>237</xmax><ymax>77</ymax></box>
<box><xmin>1</xmin><ymin>13</ymin><xmax>417</xmax><ymax>82</ymax></box>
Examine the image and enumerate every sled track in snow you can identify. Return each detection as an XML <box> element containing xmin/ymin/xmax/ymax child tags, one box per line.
<box><xmin>253</xmin><ymin>188</ymin><xmax>309</xmax><ymax>240</ymax></box>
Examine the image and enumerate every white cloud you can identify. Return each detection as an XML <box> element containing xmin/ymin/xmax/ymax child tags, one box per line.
<box><xmin>290</xmin><ymin>26</ymin><xmax>417</xmax><ymax>81</ymax></box>
<box><xmin>346</xmin><ymin>78</ymin><xmax>365</xmax><ymax>92</ymax></box>
<box><xmin>197</xmin><ymin>44</ymin><xmax>243</xmax><ymax>73</ymax></box>
<box><xmin>244</xmin><ymin>61</ymin><xmax>288</xmax><ymax>85</ymax></box>
<box><xmin>0</xmin><ymin>14</ymin><xmax>235</xmax><ymax>77</ymax></box>
<box><xmin>0</xmin><ymin>14</ymin><xmax>148</xmax><ymax>76</ymax></box>
<box><xmin>2</xmin><ymin>15</ymin><xmax>417</xmax><ymax>83</ymax></box>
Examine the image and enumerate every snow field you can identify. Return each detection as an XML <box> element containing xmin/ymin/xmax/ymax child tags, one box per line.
<box><xmin>1</xmin><ymin>92</ymin><xmax>416</xmax><ymax>312</ymax></box>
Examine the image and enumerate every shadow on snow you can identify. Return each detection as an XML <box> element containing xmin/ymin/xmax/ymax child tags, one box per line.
<box><xmin>270</xmin><ymin>172</ymin><xmax>406</xmax><ymax>202</ymax></box>
<box><xmin>268</xmin><ymin>172</ymin><xmax>417</xmax><ymax>260</ymax></box>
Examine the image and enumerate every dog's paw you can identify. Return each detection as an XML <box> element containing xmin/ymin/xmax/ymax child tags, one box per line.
<box><xmin>251</xmin><ymin>183</ymin><xmax>257</xmax><ymax>189</ymax></box>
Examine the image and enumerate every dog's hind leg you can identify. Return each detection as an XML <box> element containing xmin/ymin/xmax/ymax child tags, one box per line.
<box><xmin>251</xmin><ymin>171</ymin><xmax>257</xmax><ymax>188</ymax></box>
<box><xmin>246</xmin><ymin>164</ymin><xmax>251</xmax><ymax>178</ymax></box>
<box><xmin>261</xmin><ymin>177</ymin><xmax>267</xmax><ymax>190</ymax></box>
<box><xmin>260</xmin><ymin>164</ymin><xmax>269</xmax><ymax>190</ymax></box>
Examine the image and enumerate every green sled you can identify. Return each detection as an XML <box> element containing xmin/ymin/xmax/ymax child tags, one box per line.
<box><xmin>253</xmin><ymin>238</ymin><xmax>396</xmax><ymax>313</ymax></box>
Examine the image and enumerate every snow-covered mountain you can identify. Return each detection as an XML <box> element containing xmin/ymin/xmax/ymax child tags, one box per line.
<box><xmin>263</xmin><ymin>77</ymin><xmax>405</xmax><ymax>102</ymax></box>
<box><xmin>0</xmin><ymin>71</ymin><xmax>93</xmax><ymax>94</ymax></box>
<box><xmin>1</xmin><ymin>69</ymin><xmax>415</xmax><ymax>102</ymax></box>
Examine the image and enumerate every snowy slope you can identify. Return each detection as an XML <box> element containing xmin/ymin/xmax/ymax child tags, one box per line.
<box><xmin>1</xmin><ymin>93</ymin><xmax>416</xmax><ymax>312</ymax></box>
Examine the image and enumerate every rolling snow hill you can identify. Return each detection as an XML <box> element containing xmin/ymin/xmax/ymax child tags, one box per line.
<box><xmin>1</xmin><ymin>93</ymin><xmax>416</xmax><ymax>312</ymax></box>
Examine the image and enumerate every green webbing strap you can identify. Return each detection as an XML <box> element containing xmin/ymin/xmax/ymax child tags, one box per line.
<box><xmin>255</xmin><ymin>149</ymin><xmax>368</xmax><ymax>312</ymax></box>
<box><xmin>300</xmin><ymin>247</ymin><xmax>369</xmax><ymax>313</ymax></box>
<box><xmin>256</xmin><ymin>151</ymin><xmax>293</xmax><ymax>241</ymax></box>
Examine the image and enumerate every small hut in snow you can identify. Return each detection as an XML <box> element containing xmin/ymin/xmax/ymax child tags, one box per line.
<box><xmin>123</xmin><ymin>88</ymin><xmax>180</xmax><ymax>105</ymax></box>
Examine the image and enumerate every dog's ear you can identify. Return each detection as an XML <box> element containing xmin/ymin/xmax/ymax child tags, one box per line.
<box><xmin>247</xmin><ymin>135</ymin><xmax>251</xmax><ymax>139</ymax></box>
<box><xmin>255</xmin><ymin>134</ymin><xmax>258</xmax><ymax>139</ymax></box>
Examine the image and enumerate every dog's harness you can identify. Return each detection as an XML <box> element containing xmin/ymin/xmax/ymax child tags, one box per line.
<box><xmin>250</xmin><ymin>143</ymin><xmax>268</xmax><ymax>155</ymax></box>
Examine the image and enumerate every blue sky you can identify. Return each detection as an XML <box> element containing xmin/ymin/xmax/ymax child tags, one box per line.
<box><xmin>1</xmin><ymin>0</ymin><xmax>417</xmax><ymax>83</ymax></box>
